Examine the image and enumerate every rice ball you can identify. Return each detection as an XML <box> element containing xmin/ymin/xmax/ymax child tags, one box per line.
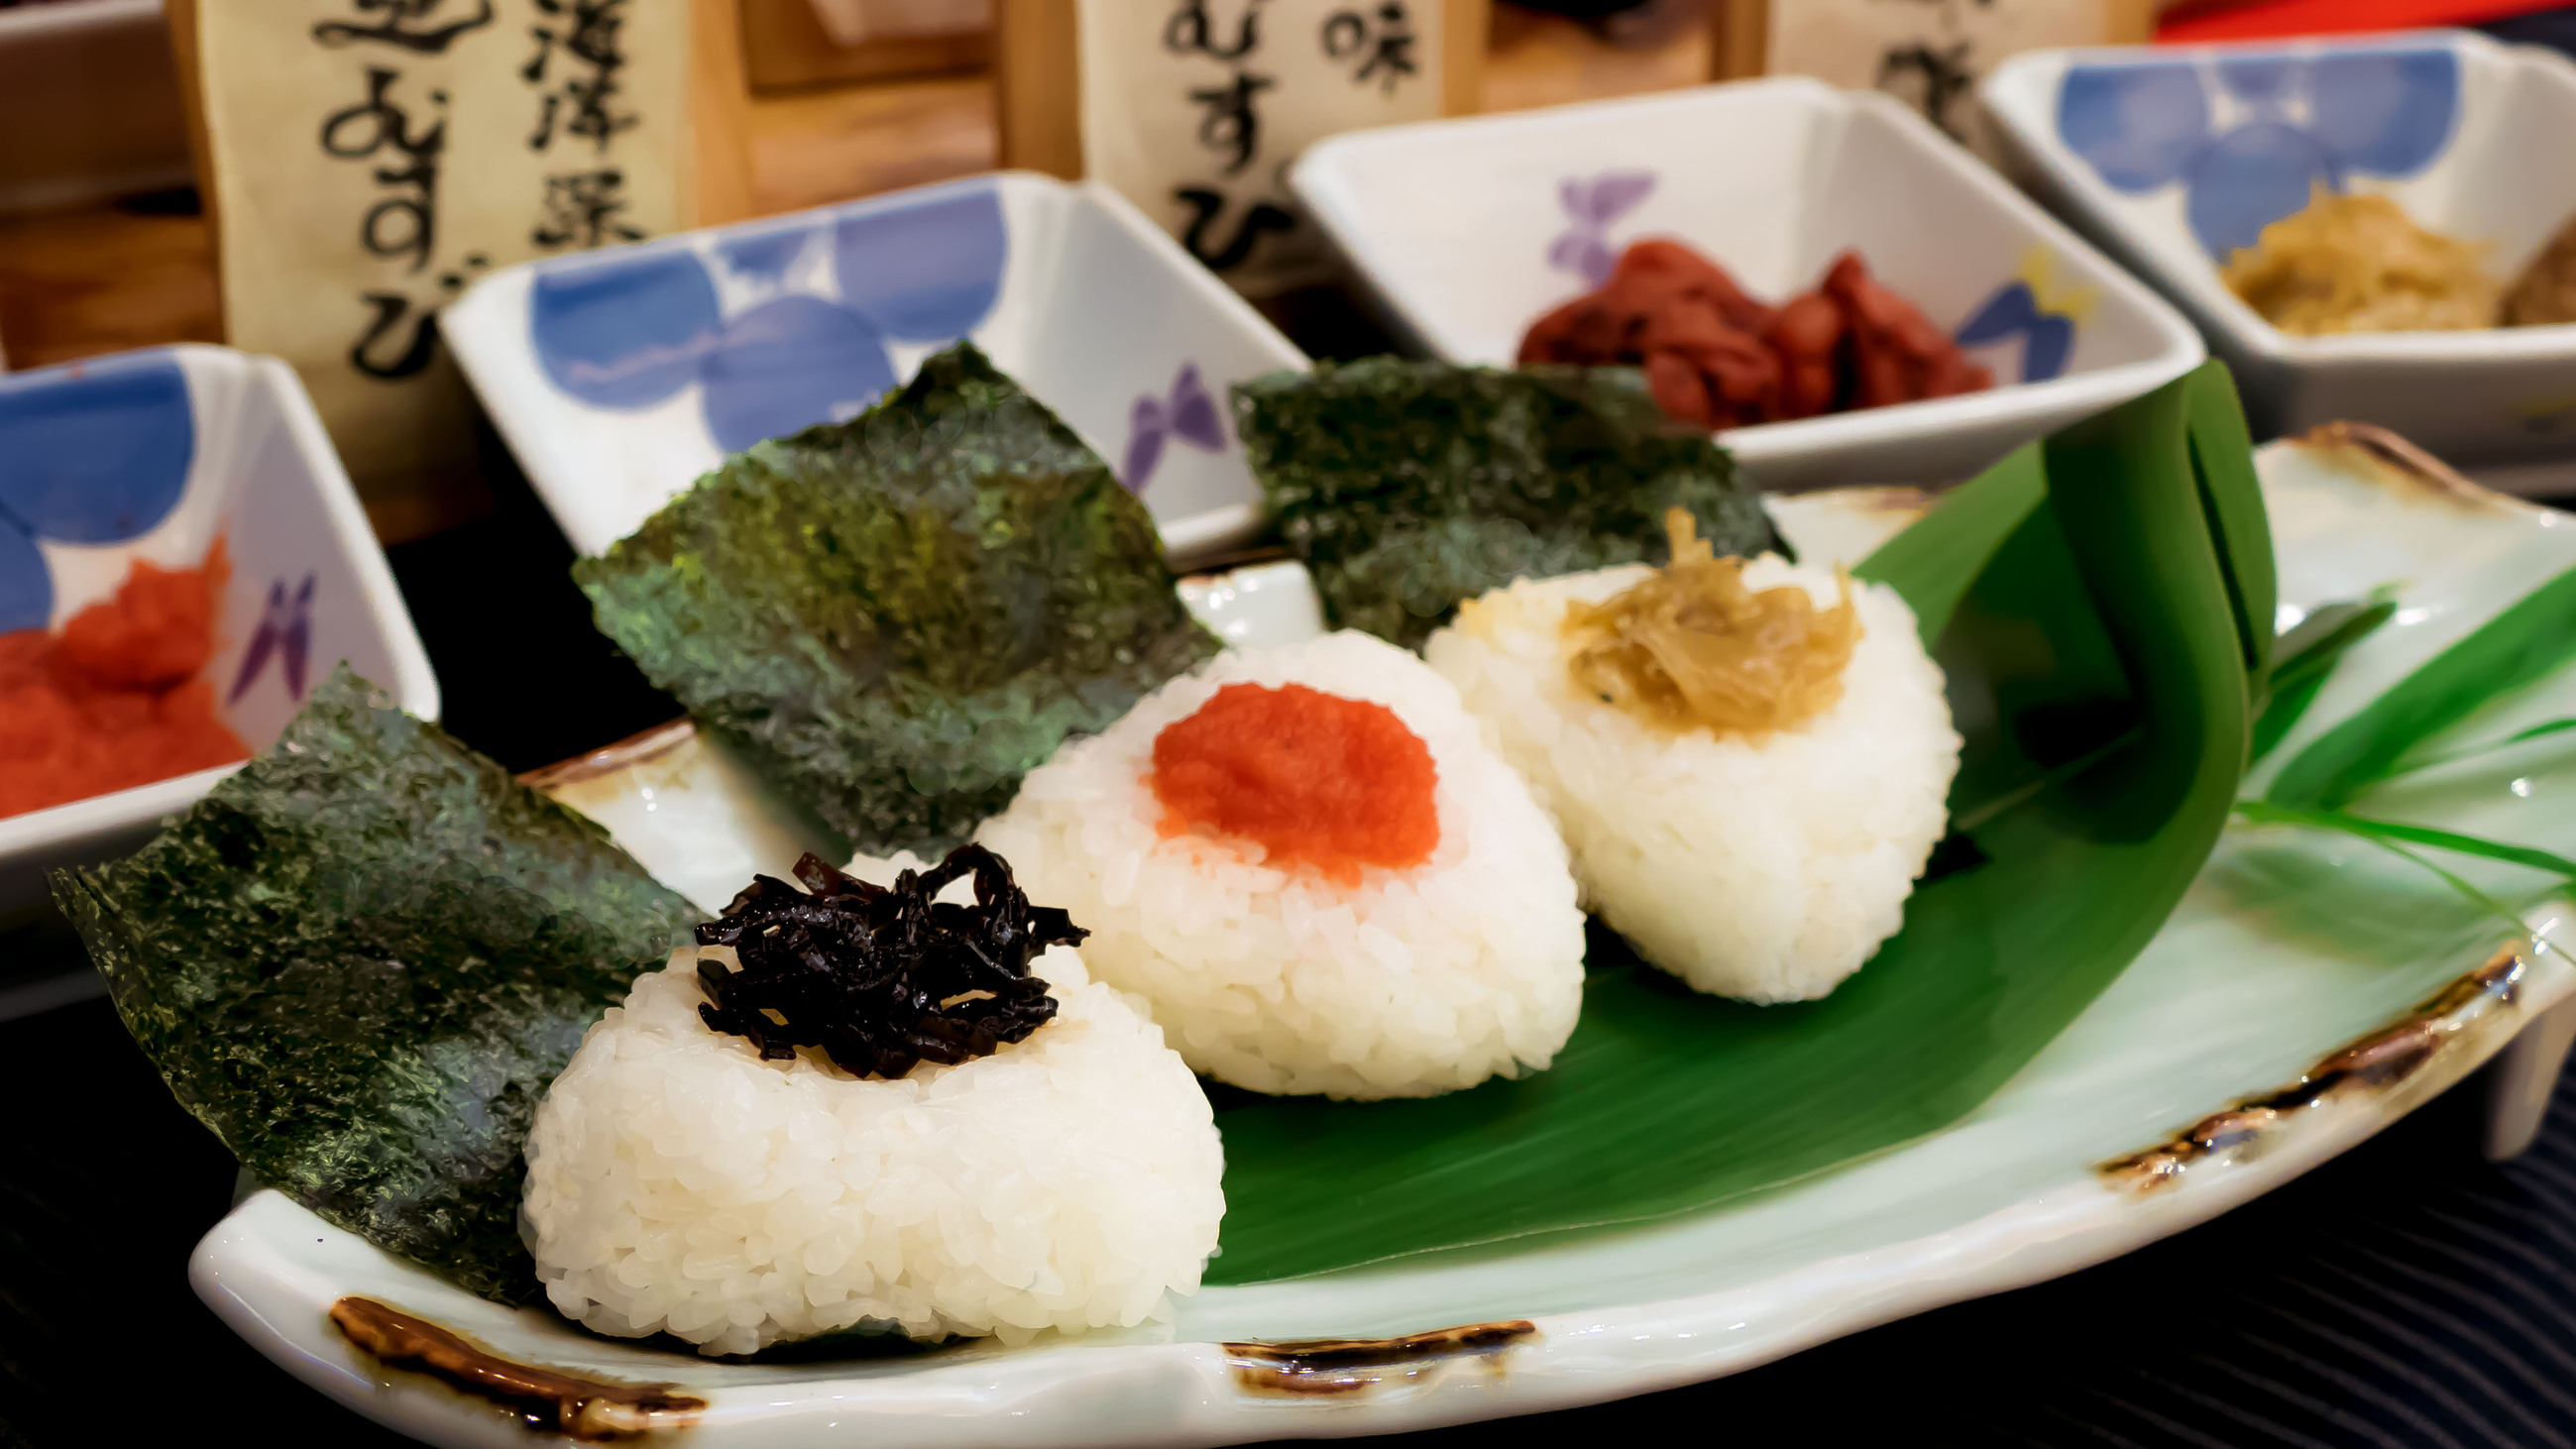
<box><xmin>1426</xmin><ymin>559</ymin><xmax>1959</xmax><ymax>1003</ymax></box>
<box><xmin>978</xmin><ymin>630</ymin><xmax>1587</xmax><ymax>1100</ymax></box>
<box><xmin>520</xmin><ymin>945</ymin><xmax>1224</xmax><ymax>1355</ymax></box>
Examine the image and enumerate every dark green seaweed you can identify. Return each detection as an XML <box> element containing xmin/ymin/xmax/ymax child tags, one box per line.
<box><xmin>1232</xmin><ymin>359</ymin><xmax>1785</xmax><ymax>647</ymax></box>
<box><xmin>697</xmin><ymin>846</ymin><xmax>1078</xmax><ymax>1080</ymax></box>
<box><xmin>575</xmin><ymin>343</ymin><xmax>1220</xmax><ymax>857</ymax></box>
<box><xmin>51</xmin><ymin>668</ymin><xmax>697</xmax><ymax>1304</ymax></box>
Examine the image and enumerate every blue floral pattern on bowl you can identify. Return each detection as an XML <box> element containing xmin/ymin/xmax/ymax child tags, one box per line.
<box><xmin>1956</xmin><ymin>281</ymin><xmax>2073</xmax><ymax>384</ymax></box>
<box><xmin>2056</xmin><ymin>46</ymin><xmax>2459</xmax><ymax>259</ymax></box>
<box><xmin>1956</xmin><ymin>249</ymin><xmax>2098</xmax><ymax>386</ymax></box>
<box><xmin>528</xmin><ymin>183</ymin><xmax>1007</xmax><ymax>454</ymax></box>
<box><xmin>0</xmin><ymin>356</ymin><xmax>194</xmax><ymax>633</ymax></box>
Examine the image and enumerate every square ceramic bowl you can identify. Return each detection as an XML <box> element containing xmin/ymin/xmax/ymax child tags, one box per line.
<box><xmin>445</xmin><ymin>172</ymin><xmax>1310</xmax><ymax>567</ymax></box>
<box><xmin>1981</xmin><ymin>30</ymin><xmax>2576</xmax><ymax>464</ymax></box>
<box><xmin>1289</xmin><ymin>77</ymin><xmax>2206</xmax><ymax>492</ymax></box>
<box><xmin>0</xmin><ymin>345</ymin><xmax>438</xmax><ymax>923</ymax></box>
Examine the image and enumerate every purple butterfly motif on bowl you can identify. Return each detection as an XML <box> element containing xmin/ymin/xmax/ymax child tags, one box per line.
<box><xmin>228</xmin><ymin>574</ymin><xmax>316</xmax><ymax>706</ymax></box>
<box><xmin>1548</xmin><ymin>169</ymin><xmax>1657</xmax><ymax>287</ymax></box>
<box><xmin>1122</xmin><ymin>364</ymin><xmax>1227</xmax><ymax>494</ymax></box>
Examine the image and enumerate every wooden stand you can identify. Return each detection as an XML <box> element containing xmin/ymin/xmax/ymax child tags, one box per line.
<box><xmin>693</xmin><ymin>0</ymin><xmax>762</xmax><ymax>226</ymax></box>
<box><xmin>1710</xmin><ymin>0</ymin><xmax>2158</xmax><ymax>82</ymax></box>
<box><xmin>997</xmin><ymin>0</ymin><xmax>1490</xmax><ymax>178</ymax></box>
<box><xmin>1708</xmin><ymin>0</ymin><xmax>1764</xmax><ymax>81</ymax></box>
<box><xmin>740</xmin><ymin>0</ymin><xmax>991</xmax><ymax>94</ymax></box>
<box><xmin>996</xmin><ymin>0</ymin><xmax>1083</xmax><ymax>179</ymax></box>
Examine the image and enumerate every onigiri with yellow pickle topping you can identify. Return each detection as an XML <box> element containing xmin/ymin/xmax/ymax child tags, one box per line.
<box><xmin>1427</xmin><ymin>510</ymin><xmax>1959</xmax><ymax>1003</ymax></box>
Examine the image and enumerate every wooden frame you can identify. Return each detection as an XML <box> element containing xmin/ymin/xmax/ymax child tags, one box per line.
<box><xmin>692</xmin><ymin>0</ymin><xmax>760</xmax><ymax>226</ymax></box>
<box><xmin>1708</xmin><ymin>0</ymin><xmax>1764</xmax><ymax>82</ymax></box>
<box><xmin>738</xmin><ymin>0</ymin><xmax>991</xmax><ymax>94</ymax></box>
<box><xmin>165</xmin><ymin>0</ymin><xmax>220</xmax><ymax>333</ymax></box>
<box><xmin>997</xmin><ymin>0</ymin><xmax>1490</xmax><ymax>179</ymax></box>
<box><xmin>996</xmin><ymin>0</ymin><xmax>1083</xmax><ymax>179</ymax></box>
<box><xmin>1711</xmin><ymin>0</ymin><xmax>2158</xmax><ymax>82</ymax></box>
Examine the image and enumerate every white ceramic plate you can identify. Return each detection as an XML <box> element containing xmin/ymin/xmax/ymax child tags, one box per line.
<box><xmin>444</xmin><ymin>172</ymin><xmax>1310</xmax><ymax>569</ymax></box>
<box><xmin>0</xmin><ymin>345</ymin><xmax>437</xmax><ymax>925</ymax></box>
<box><xmin>189</xmin><ymin>436</ymin><xmax>2576</xmax><ymax>1447</ymax></box>
<box><xmin>1980</xmin><ymin>30</ymin><xmax>2576</xmax><ymax>466</ymax></box>
<box><xmin>1291</xmin><ymin>78</ymin><xmax>2206</xmax><ymax>492</ymax></box>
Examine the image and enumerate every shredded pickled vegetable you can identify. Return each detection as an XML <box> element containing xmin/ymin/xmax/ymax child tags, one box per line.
<box><xmin>1563</xmin><ymin>508</ymin><xmax>1858</xmax><ymax>738</ymax></box>
<box><xmin>2221</xmin><ymin>186</ymin><xmax>2498</xmax><ymax>336</ymax></box>
<box><xmin>2506</xmin><ymin>214</ymin><xmax>2576</xmax><ymax>327</ymax></box>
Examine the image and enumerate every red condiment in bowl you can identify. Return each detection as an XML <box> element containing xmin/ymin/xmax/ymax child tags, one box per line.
<box><xmin>0</xmin><ymin>543</ymin><xmax>251</xmax><ymax>821</ymax></box>
<box><xmin>1519</xmin><ymin>240</ymin><xmax>1991</xmax><ymax>429</ymax></box>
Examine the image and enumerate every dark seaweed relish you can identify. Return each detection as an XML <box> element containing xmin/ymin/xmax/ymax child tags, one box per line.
<box><xmin>694</xmin><ymin>845</ymin><xmax>1082</xmax><ymax>1079</ymax></box>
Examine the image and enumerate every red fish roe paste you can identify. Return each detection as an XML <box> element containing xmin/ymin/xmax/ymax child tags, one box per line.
<box><xmin>0</xmin><ymin>544</ymin><xmax>250</xmax><ymax>821</ymax></box>
<box><xmin>1150</xmin><ymin>682</ymin><xmax>1440</xmax><ymax>881</ymax></box>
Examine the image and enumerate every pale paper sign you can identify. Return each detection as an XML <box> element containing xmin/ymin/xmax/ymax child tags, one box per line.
<box><xmin>1768</xmin><ymin>0</ymin><xmax>2139</xmax><ymax>145</ymax></box>
<box><xmin>1077</xmin><ymin>0</ymin><xmax>1446</xmax><ymax>298</ymax></box>
<box><xmin>194</xmin><ymin>0</ymin><xmax>687</xmax><ymax>531</ymax></box>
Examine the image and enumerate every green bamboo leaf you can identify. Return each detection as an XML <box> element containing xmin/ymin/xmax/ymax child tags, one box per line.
<box><xmin>2395</xmin><ymin>715</ymin><xmax>2576</xmax><ymax>776</ymax></box>
<box><xmin>2184</xmin><ymin>361</ymin><xmax>2277</xmax><ymax>686</ymax></box>
<box><xmin>2230</xmin><ymin>802</ymin><xmax>2535</xmax><ymax>938</ymax></box>
<box><xmin>2269</xmin><ymin>563</ymin><xmax>2576</xmax><ymax>810</ymax></box>
<box><xmin>2252</xmin><ymin>673</ymin><xmax>2329</xmax><ymax>767</ymax></box>
<box><xmin>2507</xmin><ymin>718</ymin><xmax>2576</xmax><ymax>746</ymax></box>
<box><xmin>2235</xmin><ymin>801</ymin><xmax>2576</xmax><ymax>878</ymax></box>
<box><xmin>1852</xmin><ymin>441</ymin><xmax>2046</xmax><ymax>644</ymax></box>
<box><xmin>1207</xmin><ymin>361</ymin><xmax>2259</xmax><ymax>1283</ymax></box>
<box><xmin>2250</xmin><ymin>597</ymin><xmax>2397</xmax><ymax>763</ymax></box>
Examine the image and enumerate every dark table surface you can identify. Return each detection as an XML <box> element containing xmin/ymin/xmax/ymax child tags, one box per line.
<box><xmin>7</xmin><ymin>447</ymin><xmax>2576</xmax><ymax>1449</ymax></box>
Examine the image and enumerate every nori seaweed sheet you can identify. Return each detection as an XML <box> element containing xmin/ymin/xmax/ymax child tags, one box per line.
<box><xmin>574</xmin><ymin>342</ymin><xmax>1221</xmax><ymax>857</ymax></box>
<box><xmin>1232</xmin><ymin>359</ymin><xmax>1786</xmax><ymax>647</ymax></box>
<box><xmin>52</xmin><ymin>668</ymin><xmax>697</xmax><ymax>1304</ymax></box>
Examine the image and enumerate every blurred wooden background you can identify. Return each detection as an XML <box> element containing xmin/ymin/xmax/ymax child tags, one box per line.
<box><xmin>0</xmin><ymin>1</ymin><xmax>1718</xmax><ymax>387</ymax></box>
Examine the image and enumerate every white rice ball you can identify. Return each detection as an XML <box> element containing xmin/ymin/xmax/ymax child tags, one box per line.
<box><xmin>1425</xmin><ymin>558</ymin><xmax>1960</xmax><ymax>1003</ymax></box>
<box><xmin>520</xmin><ymin>945</ymin><xmax>1224</xmax><ymax>1356</ymax></box>
<box><xmin>977</xmin><ymin>630</ymin><xmax>1587</xmax><ymax>1100</ymax></box>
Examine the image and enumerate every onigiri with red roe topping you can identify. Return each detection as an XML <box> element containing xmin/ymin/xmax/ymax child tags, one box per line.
<box><xmin>977</xmin><ymin>630</ymin><xmax>1587</xmax><ymax>1101</ymax></box>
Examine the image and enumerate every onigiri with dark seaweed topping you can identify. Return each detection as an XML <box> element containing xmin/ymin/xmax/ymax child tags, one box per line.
<box><xmin>521</xmin><ymin>846</ymin><xmax>1224</xmax><ymax>1355</ymax></box>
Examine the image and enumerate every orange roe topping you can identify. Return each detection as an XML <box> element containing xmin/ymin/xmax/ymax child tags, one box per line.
<box><xmin>1150</xmin><ymin>682</ymin><xmax>1440</xmax><ymax>882</ymax></box>
<box><xmin>0</xmin><ymin>543</ymin><xmax>250</xmax><ymax>821</ymax></box>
